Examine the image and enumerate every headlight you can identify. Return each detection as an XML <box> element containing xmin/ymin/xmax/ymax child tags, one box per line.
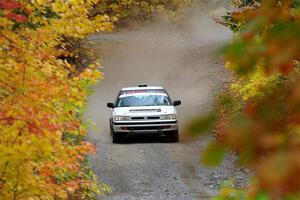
<box><xmin>160</xmin><ymin>114</ymin><xmax>176</xmax><ymax>120</ymax></box>
<box><xmin>114</xmin><ymin>116</ymin><xmax>130</xmax><ymax>121</ymax></box>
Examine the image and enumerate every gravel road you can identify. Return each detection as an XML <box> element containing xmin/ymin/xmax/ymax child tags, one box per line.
<box><xmin>85</xmin><ymin>5</ymin><xmax>249</xmax><ymax>200</ymax></box>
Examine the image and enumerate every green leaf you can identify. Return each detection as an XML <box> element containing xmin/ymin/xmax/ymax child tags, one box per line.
<box><xmin>201</xmin><ymin>142</ymin><xmax>228</xmax><ymax>166</ymax></box>
<box><xmin>188</xmin><ymin>112</ymin><xmax>216</xmax><ymax>136</ymax></box>
<box><xmin>0</xmin><ymin>88</ymin><xmax>10</xmax><ymax>96</ymax></box>
<box><xmin>255</xmin><ymin>191</ymin><xmax>270</xmax><ymax>200</ymax></box>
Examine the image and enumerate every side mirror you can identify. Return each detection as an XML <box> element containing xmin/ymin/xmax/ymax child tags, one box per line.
<box><xmin>107</xmin><ymin>102</ymin><xmax>115</xmax><ymax>108</ymax></box>
<box><xmin>173</xmin><ymin>100</ymin><xmax>181</xmax><ymax>106</ymax></box>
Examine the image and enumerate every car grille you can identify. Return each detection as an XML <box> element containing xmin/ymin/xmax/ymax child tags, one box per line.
<box><xmin>131</xmin><ymin>117</ymin><xmax>145</xmax><ymax>120</ymax></box>
<box><xmin>147</xmin><ymin>116</ymin><xmax>160</xmax><ymax>120</ymax></box>
<box><xmin>130</xmin><ymin>116</ymin><xmax>160</xmax><ymax>120</ymax></box>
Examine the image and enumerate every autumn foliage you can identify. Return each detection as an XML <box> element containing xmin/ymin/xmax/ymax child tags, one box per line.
<box><xmin>0</xmin><ymin>0</ymin><xmax>113</xmax><ymax>199</ymax></box>
<box><xmin>0</xmin><ymin>0</ymin><xmax>191</xmax><ymax>199</ymax></box>
<box><xmin>189</xmin><ymin>0</ymin><xmax>300</xmax><ymax>199</ymax></box>
<box><xmin>92</xmin><ymin>0</ymin><xmax>190</xmax><ymax>27</ymax></box>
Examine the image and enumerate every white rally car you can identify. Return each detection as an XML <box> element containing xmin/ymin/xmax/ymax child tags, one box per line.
<box><xmin>107</xmin><ymin>85</ymin><xmax>181</xmax><ymax>143</ymax></box>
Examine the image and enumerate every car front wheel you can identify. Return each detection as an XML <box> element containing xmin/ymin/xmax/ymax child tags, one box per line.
<box><xmin>169</xmin><ymin>130</ymin><xmax>179</xmax><ymax>143</ymax></box>
<box><xmin>110</xmin><ymin>121</ymin><xmax>122</xmax><ymax>143</ymax></box>
<box><xmin>112</xmin><ymin>132</ymin><xmax>123</xmax><ymax>143</ymax></box>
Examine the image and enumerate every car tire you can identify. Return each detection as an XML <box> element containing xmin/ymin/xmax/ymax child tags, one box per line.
<box><xmin>169</xmin><ymin>130</ymin><xmax>179</xmax><ymax>143</ymax></box>
<box><xmin>110</xmin><ymin>121</ymin><xmax>122</xmax><ymax>143</ymax></box>
<box><xmin>109</xmin><ymin>120</ymin><xmax>113</xmax><ymax>136</ymax></box>
<box><xmin>112</xmin><ymin>132</ymin><xmax>122</xmax><ymax>144</ymax></box>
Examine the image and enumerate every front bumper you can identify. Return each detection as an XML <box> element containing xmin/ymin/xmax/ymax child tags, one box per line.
<box><xmin>112</xmin><ymin>120</ymin><xmax>178</xmax><ymax>133</ymax></box>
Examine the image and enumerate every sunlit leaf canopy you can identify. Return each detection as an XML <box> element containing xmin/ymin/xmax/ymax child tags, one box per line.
<box><xmin>0</xmin><ymin>0</ymin><xmax>192</xmax><ymax>199</ymax></box>
<box><xmin>0</xmin><ymin>0</ymin><xmax>112</xmax><ymax>199</ymax></box>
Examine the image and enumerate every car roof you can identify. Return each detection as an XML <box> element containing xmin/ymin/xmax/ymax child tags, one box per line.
<box><xmin>121</xmin><ymin>86</ymin><xmax>164</xmax><ymax>91</ymax></box>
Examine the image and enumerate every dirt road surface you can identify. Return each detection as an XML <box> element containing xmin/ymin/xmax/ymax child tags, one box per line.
<box><xmin>85</xmin><ymin>5</ymin><xmax>248</xmax><ymax>200</ymax></box>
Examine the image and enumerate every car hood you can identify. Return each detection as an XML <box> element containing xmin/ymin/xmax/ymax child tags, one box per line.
<box><xmin>112</xmin><ymin>106</ymin><xmax>176</xmax><ymax>116</ymax></box>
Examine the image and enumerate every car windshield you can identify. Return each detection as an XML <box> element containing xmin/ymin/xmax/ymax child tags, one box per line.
<box><xmin>116</xmin><ymin>94</ymin><xmax>171</xmax><ymax>107</ymax></box>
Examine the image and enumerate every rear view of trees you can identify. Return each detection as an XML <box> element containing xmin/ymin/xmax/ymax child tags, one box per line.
<box><xmin>190</xmin><ymin>0</ymin><xmax>300</xmax><ymax>199</ymax></box>
<box><xmin>92</xmin><ymin>0</ymin><xmax>191</xmax><ymax>27</ymax></box>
